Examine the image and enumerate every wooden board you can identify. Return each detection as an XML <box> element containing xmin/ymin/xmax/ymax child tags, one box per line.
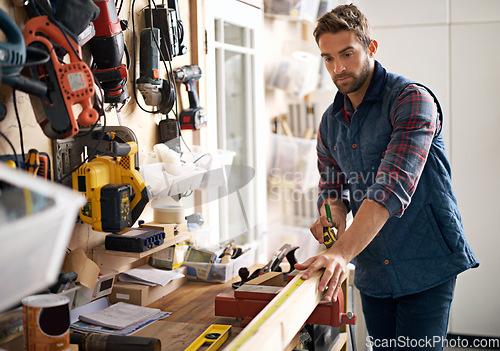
<box><xmin>245</xmin><ymin>271</ymin><xmax>284</xmax><ymax>287</ymax></box>
<box><xmin>134</xmin><ymin>321</ymin><xmax>241</xmax><ymax>351</ymax></box>
<box><xmin>331</xmin><ymin>332</ymin><xmax>348</xmax><ymax>351</ymax></box>
<box><xmin>139</xmin><ymin>221</ymin><xmax>188</xmax><ymax>241</ymax></box>
<box><xmin>92</xmin><ymin>232</ymin><xmax>189</xmax><ymax>272</ymax></box>
<box><xmin>91</xmin><ymin>254</ymin><xmax>149</xmax><ymax>273</ymax></box>
<box><xmin>223</xmin><ymin>270</ymin><xmax>324</xmax><ymax>351</ymax></box>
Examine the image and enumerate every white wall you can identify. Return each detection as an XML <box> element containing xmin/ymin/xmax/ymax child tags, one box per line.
<box><xmin>264</xmin><ymin>0</ymin><xmax>500</xmax><ymax>337</ymax></box>
<box><xmin>449</xmin><ymin>1</ymin><xmax>500</xmax><ymax>337</ymax></box>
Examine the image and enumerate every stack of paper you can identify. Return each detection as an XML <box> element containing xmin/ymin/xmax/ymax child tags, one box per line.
<box><xmin>78</xmin><ymin>302</ymin><xmax>162</xmax><ymax>330</ymax></box>
<box><xmin>117</xmin><ymin>265</ymin><xmax>184</xmax><ymax>287</ymax></box>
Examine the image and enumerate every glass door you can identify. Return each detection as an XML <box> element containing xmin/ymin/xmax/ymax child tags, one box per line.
<box><xmin>205</xmin><ymin>0</ymin><xmax>266</xmax><ymax>250</ymax></box>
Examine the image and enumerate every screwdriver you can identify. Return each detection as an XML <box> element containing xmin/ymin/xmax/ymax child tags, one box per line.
<box><xmin>24</xmin><ymin>149</ymin><xmax>40</xmax><ymax>175</ymax></box>
<box><xmin>323</xmin><ymin>203</ymin><xmax>337</xmax><ymax>249</ymax></box>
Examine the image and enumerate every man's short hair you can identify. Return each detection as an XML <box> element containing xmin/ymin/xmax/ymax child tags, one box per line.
<box><xmin>313</xmin><ymin>4</ymin><xmax>372</xmax><ymax>49</ymax></box>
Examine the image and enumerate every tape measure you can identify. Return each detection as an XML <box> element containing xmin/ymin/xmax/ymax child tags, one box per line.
<box><xmin>323</xmin><ymin>226</ymin><xmax>337</xmax><ymax>249</ymax></box>
<box><xmin>226</xmin><ymin>277</ymin><xmax>306</xmax><ymax>351</ymax></box>
<box><xmin>184</xmin><ymin>324</ymin><xmax>232</xmax><ymax>351</ymax></box>
<box><xmin>323</xmin><ymin>203</ymin><xmax>337</xmax><ymax>249</ymax></box>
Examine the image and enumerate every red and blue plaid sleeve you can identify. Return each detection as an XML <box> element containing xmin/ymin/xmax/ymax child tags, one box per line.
<box><xmin>366</xmin><ymin>84</ymin><xmax>440</xmax><ymax>217</ymax></box>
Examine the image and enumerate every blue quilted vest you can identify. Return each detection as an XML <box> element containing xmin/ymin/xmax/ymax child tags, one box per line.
<box><xmin>323</xmin><ymin>62</ymin><xmax>479</xmax><ymax>298</ymax></box>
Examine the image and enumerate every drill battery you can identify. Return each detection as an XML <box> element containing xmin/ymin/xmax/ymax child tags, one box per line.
<box><xmin>105</xmin><ymin>228</ymin><xmax>165</xmax><ymax>253</ymax></box>
<box><xmin>100</xmin><ymin>184</ymin><xmax>133</xmax><ymax>233</ymax></box>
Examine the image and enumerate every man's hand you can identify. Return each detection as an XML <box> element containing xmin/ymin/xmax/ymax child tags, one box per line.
<box><xmin>294</xmin><ymin>249</ymin><xmax>348</xmax><ymax>302</ymax></box>
<box><xmin>300</xmin><ymin>199</ymin><xmax>391</xmax><ymax>301</ymax></box>
<box><xmin>310</xmin><ymin>200</ymin><xmax>347</xmax><ymax>243</ymax></box>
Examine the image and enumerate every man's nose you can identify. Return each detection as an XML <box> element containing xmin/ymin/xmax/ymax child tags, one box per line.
<box><xmin>334</xmin><ymin>61</ymin><xmax>345</xmax><ymax>74</ymax></box>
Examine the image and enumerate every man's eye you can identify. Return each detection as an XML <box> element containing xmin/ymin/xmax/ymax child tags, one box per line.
<box><xmin>324</xmin><ymin>57</ymin><xmax>333</xmax><ymax>62</ymax></box>
<box><xmin>344</xmin><ymin>52</ymin><xmax>353</xmax><ymax>57</ymax></box>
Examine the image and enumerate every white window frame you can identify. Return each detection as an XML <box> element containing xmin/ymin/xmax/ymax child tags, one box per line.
<box><xmin>204</xmin><ymin>0</ymin><xmax>267</xmax><ymax>253</ymax></box>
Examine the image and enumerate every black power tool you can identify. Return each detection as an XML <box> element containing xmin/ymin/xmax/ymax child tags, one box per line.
<box><xmin>174</xmin><ymin>64</ymin><xmax>206</xmax><ymax>130</ymax></box>
<box><xmin>136</xmin><ymin>28</ymin><xmax>176</xmax><ymax>114</ymax></box>
<box><xmin>0</xmin><ymin>8</ymin><xmax>47</xmax><ymax>97</ymax></box>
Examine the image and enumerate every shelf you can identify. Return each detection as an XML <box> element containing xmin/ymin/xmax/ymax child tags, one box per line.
<box><xmin>93</xmin><ymin>232</ymin><xmax>190</xmax><ymax>259</ymax></box>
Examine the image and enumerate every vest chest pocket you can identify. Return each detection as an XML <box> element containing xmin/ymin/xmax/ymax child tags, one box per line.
<box><xmin>331</xmin><ymin>141</ymin><xmax>350</xmax><ymax>173</ymax></box>
<box><xmin>362</xmin><ymin>132</ymin><xmax>392</xmax><ymax>169</ymax></box>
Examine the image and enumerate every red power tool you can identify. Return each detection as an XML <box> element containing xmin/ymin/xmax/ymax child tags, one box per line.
<box><xmin>23</xmin><ymin>16</ymin><xmax>99</xmax><ymax>139</ymax></box>
<box><xmin>89</xmin><ymin>0</ymin><xmax>130</xmax><ymax>110</ymax></box>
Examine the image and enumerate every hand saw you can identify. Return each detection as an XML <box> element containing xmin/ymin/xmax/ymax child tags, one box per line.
<box><xmin>23</xmin><ymin>15</ymin><xmax>99</xmax><ymax>139</ymax></box>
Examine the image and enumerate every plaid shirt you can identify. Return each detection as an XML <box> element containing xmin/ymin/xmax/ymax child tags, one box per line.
<box><xmin>317</xmin><ymin>66</ymin><xmax>441</xmax><ymax>217</ymax></box>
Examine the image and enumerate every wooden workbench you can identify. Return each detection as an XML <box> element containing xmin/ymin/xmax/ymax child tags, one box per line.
<box><xmin>134</xmin><ymin>279</ymin><xmax>245</xmax><ymax>350</ymax></box>
<box><xmin>1</xmin><ymin>269</ymin><xmax>350</xmax><ymax>351</ymax></box>
<box><xmin>0</xmin><ymin>276</ymin><xmax>245</xmax><ymax>351</ymax></box>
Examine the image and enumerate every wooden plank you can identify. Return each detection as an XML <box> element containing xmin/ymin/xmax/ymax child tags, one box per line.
<box><xmin>139</xmin><ymin>221</ymin><xmax>188</xmax><ymax>241</ymax></box>
<box><xmin>331</xmin><ymin>332</ymin><xmax>348</xmax><ymax>351</ymax></box>
<box><xmin>134</xmin><ymin>320</ymin><xmax>242</xmax><ymax>351</ymax></box>
<box><xmin>223</xmin><ymin>270</ymin><xmax>324</xmax><ymax>351</ymax></box>
<box><xmin>246</xmin><ymin>271</ymin><xmax>284</xmax><ymax>287</ymax></box>
<box><xmin>91</xmin><ymin>254</ymin><xmax>149</xmax><ymax>273</ymax></box>
<box><xmin>285</xmin><ymin>333</ymin><xmax>300</xmax><ymax>351</ymax></box>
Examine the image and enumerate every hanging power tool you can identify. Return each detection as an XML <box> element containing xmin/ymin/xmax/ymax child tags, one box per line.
<box><xmin>23</xmin><ymin>15</ymin><xmax>99</xmax><ymax>139</ymax></box>
<box><xmin>174</xmin><ymin>64</ymin><xmax>206</xmax><ymax>130</ymax></box>
<box><xmin>144</xmin><ymin>0</ymin><xmax>187</xmax><ymax>61</ymax></box>
<box><xmin>22</xmin><ymin>0</ymin><xmax>99</xmax><ymax>46</ymax></box>
<box><xmin>72</xmin><ymin>139</ymin><xmax>152</xmax><ymax>234</ymax></box>
<box><xmin>136</xmin><ymin>27</ymin><xmax>176</xmax><ymax>114</ymax></box>
<box><xmin>89</xmin><ymin>0</ymin><xmax>131</xmax><ymax>110</ymax></box>
<box><xmin>0</xmin><ymin>8</ymin><xmax>48</xmax><ymax>97</ymax></box>
<box><xmin>53</xmin><ymin>125</ymin><xmax>140</xmax><ymax>187</ymax></box>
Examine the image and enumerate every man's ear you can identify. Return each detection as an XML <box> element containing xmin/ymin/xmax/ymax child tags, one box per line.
<box><xmin>368</xmin><ymin>39</ymin><xmax>378</xmax><ymax>57</ymax></box>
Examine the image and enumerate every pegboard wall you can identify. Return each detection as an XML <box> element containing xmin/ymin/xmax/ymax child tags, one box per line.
<box><xmin>0</xmin><ymin>0</ymin><xmax>207</xmax><ymax>256</ymax></box>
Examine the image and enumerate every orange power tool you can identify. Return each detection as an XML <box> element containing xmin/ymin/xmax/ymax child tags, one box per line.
<box><xmin>23</xmin><ymin>16</ymin><xmax>99</xmax><ymax>139</ymax></box>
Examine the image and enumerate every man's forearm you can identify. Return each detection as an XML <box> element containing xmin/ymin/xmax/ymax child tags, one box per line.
<box><xmin>332</xmin><ymin>199</ymin><xmax>390</xmax><ymax>262</ymax></box>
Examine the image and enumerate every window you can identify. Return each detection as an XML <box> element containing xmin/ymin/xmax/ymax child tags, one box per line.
<box><xmin>204</xmin><ymin>0</ymin><xmax>266</xmax><ymax>252</ymax></box>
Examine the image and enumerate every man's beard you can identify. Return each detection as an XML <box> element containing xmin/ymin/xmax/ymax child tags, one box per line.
<box><xmin>333</xmin><ymin>58</ymin><xmax>371</xmax><ymax>95</ymax></box>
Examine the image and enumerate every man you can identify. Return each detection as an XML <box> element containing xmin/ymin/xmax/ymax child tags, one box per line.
<box><xmin>295</xmin><ymin>4</ymin><xmax>479</xmax><ymax>350</ymax></box>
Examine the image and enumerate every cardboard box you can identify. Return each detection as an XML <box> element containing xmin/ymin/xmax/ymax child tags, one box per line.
<box><xmin>149</xmin><ymin>244</ymin><xmax>189</xmax><ymax>270</ymax></box>
<box><xmin>139</xmin><ymin>221</ymin><xmax>188</xmax><ymax>241</ymax></box>
<box><xmin>109</xmin><ymin>267</ymin><xmax>187</xmax><ymax>306</ymax></box>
